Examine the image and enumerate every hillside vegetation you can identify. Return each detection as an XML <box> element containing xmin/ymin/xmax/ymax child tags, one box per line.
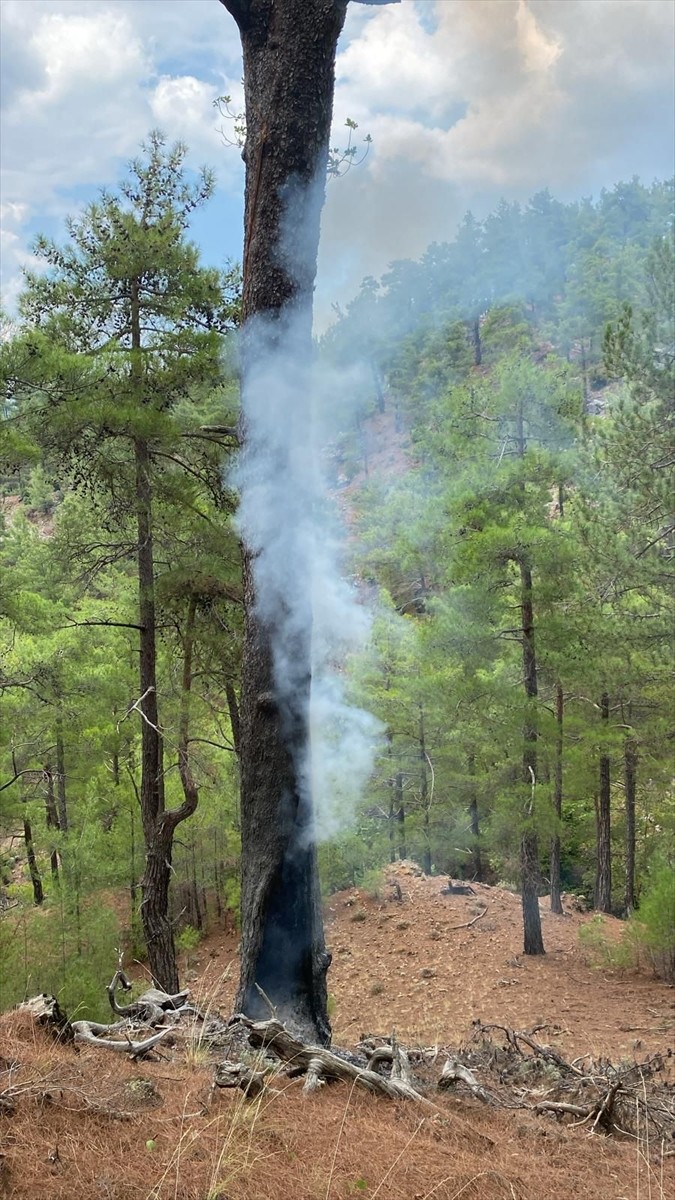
<box><xmin>1</xmin><ymin>169</ymin><xmax>674</xmax><ymax>1010</ymax></box>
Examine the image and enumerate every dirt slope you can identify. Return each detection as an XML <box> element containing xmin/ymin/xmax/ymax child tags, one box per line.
<box><xmin>1</xmin><ymin>863</ymin><xmax>673</xmax><ymax>1200</ymax></box>
<box><xmin>324</xmin><ymin>864</ymin><xmax>674</xmax><ymax>1062</ymax></box>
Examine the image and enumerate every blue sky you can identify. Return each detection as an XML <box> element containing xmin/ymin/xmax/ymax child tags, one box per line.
<box><xmin>1</xmin><ymin>0</ymin><xmax>674</xmax><ymax>328</ymax></box>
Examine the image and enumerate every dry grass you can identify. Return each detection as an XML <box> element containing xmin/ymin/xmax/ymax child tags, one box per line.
<box><xmin>2</xmin><ymin>1012</ymin><xmax>672</xmax><ymax>1200</ymax></box>
<box><xmin>2</xmin><ymin>866</ymin><xmax>673</xmax><ymax>1199</ymax></box>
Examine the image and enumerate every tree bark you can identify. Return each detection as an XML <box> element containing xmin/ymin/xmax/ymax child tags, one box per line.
<box><xmin>23</xmin><ymin>813</ymin><xmax>43</xmax><ymax>905</ymax></box>
<box><xmin>419</xmin><ymin>707</ymin><xmax>431</xmax><ymax>874</ymax></box>
<box><xmin>55</xmin><ymin>719</ymin><xmax>68</xmax><ymax>833</ymax></box>
<box><xmin>472</xmin><ymin>315</ymin><xmax>482</xmax><ymax>366</ymax></box>
<box><xmin>550</xmin><ymin>681</ymin><xmax>564</xmax><ymax>914</ymax></box>
<box><xmin>519</xmin><ymin>556</ymin><xmax>544</xmax><ymax>955</ymax></box>
<box><xmin>44</xmin><ymin>763</ymin><xmax>60</xmax><ymax>881</ymax></box>
<box><xmin>594</xmin><ymin>692</ymin><xmax>612</xmax><ymax>913</ymax></box>
<box><xmin>468</xmin><ymin>752</ymin><xmax>483</xmax><ymax>882</ymax></box>
<box><xmin>514</xmin><ymin>395</ymin><xmax>544</xmax><ymax>953</ymax></box>
<box><xmin>624</xmin><ymin>734</ymin><xmax>637</xmax><ymax>914</ymax></box>
<box><xmin>223</xmin><ymin>0</ymin><xmax>349</xmax><ymax>1045</ymax></box>
<box><xmin>134</xmin><ymin>425</ymin><xmax>176</xmax><ymax>988</ymax></box>
<box><xmin>395</xmin><ymin>771</ymin><xmax>406</xmax><ymax>860</ymax></box>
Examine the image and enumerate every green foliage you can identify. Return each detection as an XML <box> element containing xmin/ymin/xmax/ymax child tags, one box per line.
<box><xmin>578</xmin><ymin>915</ymin><xmax>633</xmax><ymax>971</ymax></box>
<box><xmin>0</xmin><ymin>896</ymin><xmax>121</xmax><ymax>1020</ymax></box>
<box><xmin>321</xmin><ymin>174</ymin><xmax>674</xmax><ymax>949</ymax></box>
<box><xmin>628</xmin><ymin>859</ymin><xmax>675</xmax><ymax>981</ymax></box>
<box><xmin>176</xmin><ymin>925</ymin><xmax>202</xmax><ymax>953</ymax></box>
<box><xmin>1</xmin><ymin>168</ymin><xmax>673</xmax><ymax>1009</ymax></box>
<box><xmin>0</xmin><ymin>132</ymin><xmax>243</xmax><ymax>1012</ymax></box>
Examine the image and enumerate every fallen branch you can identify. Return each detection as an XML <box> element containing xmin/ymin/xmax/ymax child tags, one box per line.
<box><xmin>229</xmin><ymin>1015</ymin><xmax>437</xmax><ymax>1108</ymax></box>
<box><xmin>448</xmin><ymin>905</ymin><xmax>488</xmax><ymax>931</ymax></box>
<box><xmin>473</xmin><ymin>1021</ymin><xmax>582</xmax><ymax>1076</ymax></box>
<box><xmin>107</xmin><ymin>952</ymin><xmax>190</xmax><ymax>1024</ymax></box>
<box><xmin>439</xmin><ymin>1057</ymin><xmax>495</xmax><ymax>1104</ymax></box>
<box><xmin>72</xmin><ymin>1021</ymin><xmax>171</xmax><ymax>1059</ymax></box>
<box><xmin>214</xmin><ymin>1061</ymin><xmax>267</xmax><ymax>1098</ymax></box>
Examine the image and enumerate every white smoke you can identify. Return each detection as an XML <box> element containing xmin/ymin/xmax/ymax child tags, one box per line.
<box><xmin>232</xmin><ymin>179</ymin><xmax>385</xmax><ymax>839</ymax></box>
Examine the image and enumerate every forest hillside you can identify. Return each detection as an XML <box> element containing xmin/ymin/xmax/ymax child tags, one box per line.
<box><xmin>1</xmin><ymin>168</ymin><xmax>674</xmax><ymax>1007</ymax></box>
<box><xmin>1</xmin><ymin>161</ymin><xmax>674</xmax><ymax>1199</ymax></box>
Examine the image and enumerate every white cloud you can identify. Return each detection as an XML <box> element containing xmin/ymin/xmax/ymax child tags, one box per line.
<box><xmin>27</xmin><ymin>9</ymin><xmax>148</xmax><ymax>100</ymax></box>
<box><xmin>316</xmin><ymin>0</ymin><xmax>674</xmax><ymax>320</ymax></box>
<box><xmin>0</xmin><ymin>0</ymin><xmax>243</xmax><ymax>310</ymax></box>
<box><xmin>1</xmin><ymin>0</ymin><xmax>673</xmax><ymax>321</ymax></box>
<box><xmin>150</xmin><ymin>75</ymin><xmax>234</xmax><ymax>161</ymax></box>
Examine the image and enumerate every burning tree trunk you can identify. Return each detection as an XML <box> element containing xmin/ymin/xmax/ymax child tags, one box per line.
<box><xmin>219</xmin><ymin>0</ymin><xmax>356</xmax><ymax>1045</ymax></box>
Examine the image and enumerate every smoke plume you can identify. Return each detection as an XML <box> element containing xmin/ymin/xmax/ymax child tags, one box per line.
<box><xmin>232</xmin><ymin>179</ymin><xmax>383</xmax><ymax>842</ymax></box>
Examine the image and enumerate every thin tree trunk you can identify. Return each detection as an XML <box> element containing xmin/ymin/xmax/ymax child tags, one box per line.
<box><xmin>44</xmin><ymin>764</ymin><xmax>60</xmax><ymax>882</ymax></box>
<box><xmin>515</xmin><ymin>395</ymin><xmax>544</xmax><ymax>954</ymax></box>
<box><xmin>550</xmin><ymin>681</ymin><xmax>564</xmax><ymax>914</ymax></box>
<box><xmin>624</xmin><ymin>735</ymin><xmax>637</xmax><ymax>914</ymax></box>
<box><xmin>395</xmin><ymin>772</ymin><xmax>406</xmax><ymax>860</ymax></box>
<box><xmin>130</xmin><ymin>274</ymin><xmax>177</xmax><ymax>993</ymax></box>
<box><xmin>419</xmin><ymin>708</ymin><xmax>431</xmax><ymax>874</ymax></box>
<box><xmin>55</xmin><ymin>720</ymin><xmax>68</xmax><ymax>833</ymax></box>
<box><xmin>223</xmin><ymin>0</ymin><xmax>349</xmax><ymax>1045</ymax></box>
<box><xmin>372</xmin><ymin>360</ymin><xmax>385</xmax><ymax>413</ymax></box>
<box><xmin>130</xmin><ymin>801</ymin><xmax>137</xmax><ymax>914</ymax></box>
<box><xmin>23</xmin><ymin>814</ymin><xmax>43</xmax><ymax>905</ymax></box>
<box><xmin>472</xmin><ymin>315</ymin><xmax>482</xmax><ymax>366</ymax></box>
<box><xmin>519</xmin><ymin>554</ymin><xmax>545</xmax><ymax>955</ymax></box>
<box><xmin>468</xmin><ymin>752</ymin><xmax>483</xmax><ymax>882</ymax></box>
<box><xmin>594</xmin><ymin>692</ymin><xmax>612</xmax><ymax>913</ymax></box>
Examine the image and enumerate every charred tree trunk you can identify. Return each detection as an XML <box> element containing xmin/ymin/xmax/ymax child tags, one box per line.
<box><xmin>624</xmin><ymin>734</ymin><xmax>637</xmax><ymax>914</ymax></box>
<box><xmin>550</xmin><ymin>681</ymin><xmax>564</xmax><ymax>914</ymax></box>
<box><xmin>221</xmin><ymin>0</ymin><xmax>350</xmax><ymax>1045</ymax></box>
<box><xmin>519</xmin><ymin>555</ymin><xmax>545</xmax><ymax>955</ymax></box>
<box><xmin>594</xmin><ymin>692</ymin><xmax>612</xmax><ymax>914</ymax></box>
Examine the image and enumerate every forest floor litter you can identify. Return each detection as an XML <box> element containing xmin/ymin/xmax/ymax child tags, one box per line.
<box><xmin>1</xmin><ymin>863</ymin><xmax>673</xmax><ymax>1200</ymax></box>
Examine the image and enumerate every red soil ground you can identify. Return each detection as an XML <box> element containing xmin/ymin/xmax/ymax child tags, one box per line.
<box><xmin>1</xmin><ymin>863</ymin><xmax>673</xmax><ymax>1200</ymax></box>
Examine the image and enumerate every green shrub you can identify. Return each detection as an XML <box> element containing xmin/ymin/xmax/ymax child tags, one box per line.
<box><xmin>627</xmin><ymin>860</ymin><xmax>675</xmax><ymax>981</ymax></box>
<box><xmin>578</xmin><ymin>915</ymin><xmax>633</xmax><ymax>971</ymax></box>
<box><xmin>0</xmin><ymin>896</ymin><xmax>121</xmax><ymax>1021</ymax></box>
